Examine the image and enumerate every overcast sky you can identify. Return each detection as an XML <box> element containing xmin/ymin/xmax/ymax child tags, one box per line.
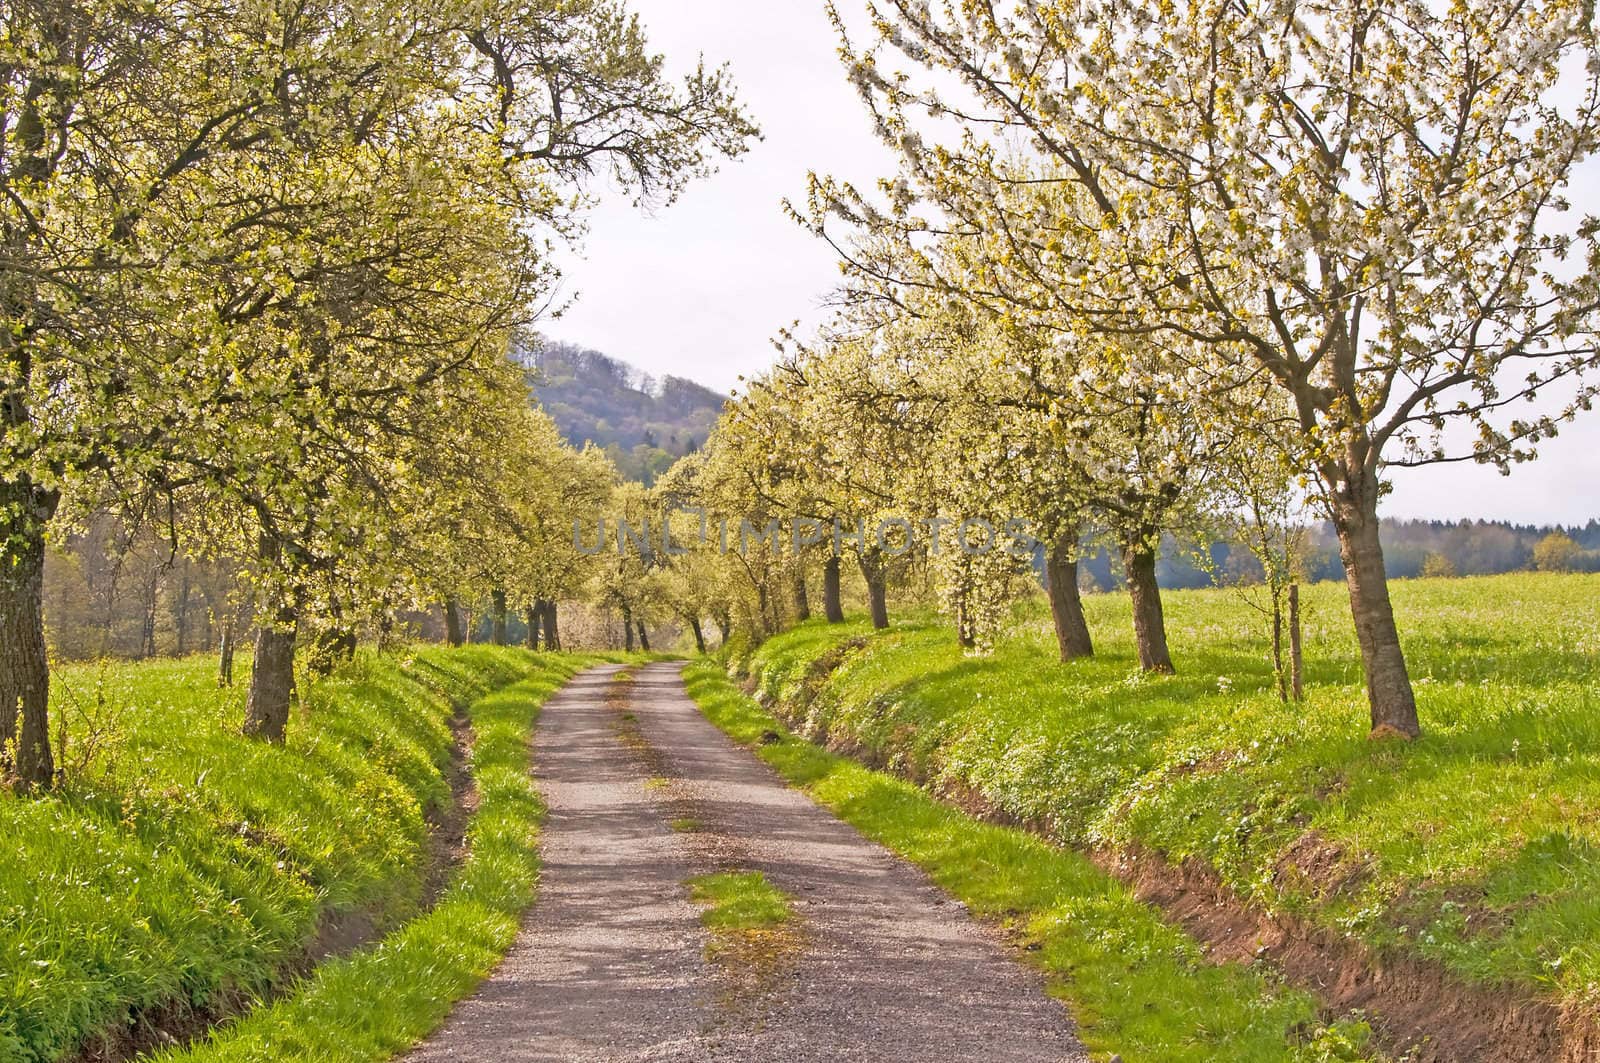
<box><xmin>540</xmin><ymin>1</ymin><xmax>1600</xmax><ymax>527</ymax></box>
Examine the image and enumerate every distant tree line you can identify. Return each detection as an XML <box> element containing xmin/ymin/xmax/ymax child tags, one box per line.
<box><xmin>1086</xmin><ymin>519</ymin><xmax>1600</xmax><ymax>593</ymax></box>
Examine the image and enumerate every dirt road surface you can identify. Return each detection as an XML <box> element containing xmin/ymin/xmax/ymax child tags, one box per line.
<box><xmin>406</xmin><ymin>662</ymin><xmax>1087</xmax><ymax>1063</ymax></box>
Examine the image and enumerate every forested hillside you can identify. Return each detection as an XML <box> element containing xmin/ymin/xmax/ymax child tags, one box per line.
<box><xmin>527</xmin><ymin>342</ymin><xmax>727</xmax><ymax>484</ymax></box>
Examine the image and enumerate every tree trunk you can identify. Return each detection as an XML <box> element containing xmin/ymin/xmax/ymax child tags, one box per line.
<box><xmin>793</xmin><ymin>570</ymin><xmax>811</xmax><ymax>623</ymax></box>
<box><xmin>542</xmin><ymin>600</ymin><xmax>561</xmax><ymax>652</ymax></box>
<box><xmin>622</xmin><ymin>607</ymin><xmax>635</xmax><ymax>652</ymax></box>
<box><xmin>636</xmin><ymin>621</ymin><xmax>651</xmax><ymax>653</ymax></box>
<box><xmin>859</xmin><ymin>550</ymin><xmax>889</xmax><ymax>631</ymax></box>
<box><xmin>444</xmin><ymin>599</ymin><xmax>465</xmax><ymax>647</ymax></box>
<box><xmin>689</xmin><ymin>616</ymin><xmax>707</xmax><ymax>654</ymax></box>
<box><xmin>1286</xmin><ymin>585</ymin><xmax>1299</xmax><ymax>701</ymax></box>
<box><xmin>1121</xmin><ymin>538</ymin><xmax>1174</xmax><ymax>674</ymax></box>
<box><xmin>490</xmin><ymin>589</ymin><xmax>508</xmax><ymax>646</ymax></box>
<box><xmin>716</xmin><ymin>610</ymin><xmax>732</xmax><ymax>644</ymax></box>
<box><xmin>1044</xmin><ymin>534</ymin><xmax>1094</xmax><ymax>661</ymax></box>
<box><xmin>218</xmin><ymin>617</ymin><xmax>236</xmax><ymax>687</ymax></box>
<box><xmin>526</xmin><ymin>606</ymin><xmax>540</xmax><ymax>650</ymax></box>
<box><xmin>822</xmin><ymin>555</ymin><xmax>845</xmax><ymax>623</ymax></box>
<box><xmin>377</xmin><ymin>608</ymin><xmax>395</xmax><ymax>653</ymax></box>
<box><xmin>956</xmin><ymin>597</ymin><xmax>977</xmax><ymax>649</ymax></box>
<box><xmin>1289</xmin><ymin>584</ymin><xmax>1305</xmax><ymax>702</ymax></box>
<box><xmin>1332</xmin><ymin>488</ymin><xmax>1419</xmax><ymax>737</ymax></box>
<box><xmin>174</xmin><ymin>572</ymin><xmax>192</xmax><ymax>656</ymax></box>
<box><xmin>139</xmin><ymin>575</ymin><xmax>158</xmax><ymax>659</ymax></box>
<box><xmin>0</xmin><ymin>489</ymin><xmax>54</xmax><ymax>791</ymax></box>
<box><xmin>244</xmin><ymin>611</ymin><xmax>298</xmax><ymax>743</ymax></box>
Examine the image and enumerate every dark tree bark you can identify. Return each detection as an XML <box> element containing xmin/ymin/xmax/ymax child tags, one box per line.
<box><xmin>636</xmin><ymin>621</ymin><xmax>650</xmax><ymax>652</ymax></box>
<box><xmin>444</xmin><ymin>599</ymin><xmax>465</xmax><ymax>647</ymax></box>
<box><xmin>138</xmin><ymin>574</ymin><xmax>158</xmax><ymax>659</ymax></box>
<box><xmin>173</xmin><ymin>571</ymin><xmax>193</xmax><ymax>656</ymax></box>
<box><xmin>716</xmin><ymin>610</ymin><xmax>732</xmax><ymax>644</ymax></box>
<box><xmin>622</xmin><ymin>606</ymin><xmax>635</xmax><ymax>652</ymax></box>
<box><xmin>688</xmin><ymin>616</ymin><xmax>707</xmax><ymax>654</ymax></box>
<box><xmin>1044</xmin><ymin>534</ymin><xmax>1094</xmax><ymax>661</ymax></box>
<box><xmin>793</xmin><ymin>570</ymin><xmax>811</xmax><ymax>622</ymax></box>
<box><xmin>1332</xmin><ymin>483</ymin><xmax>1419</xmax><ymax>737</ymax></box>
<box><xmin>822</xmin><ymin>555</ymin><xmax>845</xmax><ymax>623</ymax></box>
<box><xmin>0</xmin><ymin>482</ymin><xmax>55</xmax><ymax>790</ymax></box>
<box><xmin>218</xmin><ymin>617</ymin><xmax>236</xmax><ymax>687</ymax></box>
<box><xmin>244</xmin><ymin>610</ymin><xmax>298</xmax><ymax>743</ymax></box>
<box><xmin>955</xmin><ymin>599</ymin><xmax>977</xmax><ymax>649</ymax></box>
<box><xmin>859</xmin><ymin>550</ymin><xmax>889</xmax><ymax>631</ymax></box>
<box><xmin>1289</xmin><ymin>584</ymin><xmax>1305</xmax><ymax>702</ymax></box>
<box><xmin>490</xmin><ymin>589</ymin><xmax>508</xmax><ymax>646</ymax></box>
<box><xmin>541</xmin><ymin>600</ymin><xmax>561</xmax><ymax>652</ymax></box>
<box><xmin>1120</xmin><ymin>538</ymin><xmax>1174</xmax><ymax>674</ymax></box>
<box><xmin>525</xmin><ymin>605</ymin><xmax>540</xmax><ymax>650</ymax></box>
<box><xmin>756</xmin><ymin>581</ymin><xmax>773</xmax><ymax>634</ymax></box>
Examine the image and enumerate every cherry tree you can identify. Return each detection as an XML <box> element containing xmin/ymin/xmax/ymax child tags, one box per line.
<box><xmin>806</xmin><ymin>0</ymin><xmax>1600</xmax><ymax>736</ymax></box>
<box><xmin>2</xmin><ymin>0</ymin><xmax>756</xmax><ymax>784</ymax></box>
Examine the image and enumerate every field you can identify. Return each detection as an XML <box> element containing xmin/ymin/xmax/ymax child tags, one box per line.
<box><xmin>734</xmin><ymin>573</ymin><xmax>1600</xmax><ymax>1019</ymax></box>
<box><xmin>0</xmin><ymin>647</ymin><xmax>584</xmax><ymax>1063</ymax></box>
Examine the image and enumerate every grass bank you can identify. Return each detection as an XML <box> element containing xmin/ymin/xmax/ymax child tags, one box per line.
<box><xmin>682</xmin><ymin>660</ymin><xmax>1373</xmax><ymax>1061</ymax></box>
<box><xmin>729</xmin><ymin>573</ymin><xmax>1600</xmax><ymax>1050</ymax></box>
<box><xmin>1</xmin><ymin>647</ymin><xmax>572</xmax><ymax>1062</ymax></box>
<box><xmin>149</xmin><ymin>660</ymin><xmax>585</xmax><ymax>1062</ymax></box>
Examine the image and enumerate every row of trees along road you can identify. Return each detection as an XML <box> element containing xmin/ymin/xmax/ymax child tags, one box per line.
<box><xmin>1</xmin><ymin>0</ymin><xmax>756</xmax><ymax>790</ymax></box>
<box><xmin>752</xmin><ymin>0</ymin><xmax>1600</xmax><ymax>740</ymax></box>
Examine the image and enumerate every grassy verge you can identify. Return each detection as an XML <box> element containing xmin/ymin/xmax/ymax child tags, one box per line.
<box><xmin>0</xmin><ymin>647</ymin><xmax>562</xmax><ymax>1063</ymax></box>
<box><xmin>732</xmin><ymin>573</ymin><xmax>1600</xmax><ymax>1024</ymax></box>
<box><xmin>149</xmin><ymin>657</ymin><xmax>589</xmax><ymax>1062</ymax></box>
<box><xmin>681</xmin><ymin>660</ymin><xmax>1374</xmax><ymax>1062</ymax></box>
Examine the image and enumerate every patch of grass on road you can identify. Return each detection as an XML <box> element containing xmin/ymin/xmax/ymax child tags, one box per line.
<box><xmin>150</xmin><ymin>656</ymin><xmax>596</xmax><ymax>1063</ymax></box>
<box><xmin>688</xmin><ymin>871</ymin><xmax>793</xmax><ymax>932</ymax></box>
<box><xmin>686</xmin><ymin>869</ymin><xmax>801</xmax><ymax>1003</ymax></box>
<box><xmin>682</xmin><ymin>660</ymin><xmax>1374</xmax><ymax>1063</ymax></box>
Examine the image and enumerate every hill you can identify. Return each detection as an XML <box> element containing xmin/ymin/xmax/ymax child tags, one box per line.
<box><xmin>526</xmin><ymin>341</ymin><xmax>727</xmax><ymax>484</ymax></box>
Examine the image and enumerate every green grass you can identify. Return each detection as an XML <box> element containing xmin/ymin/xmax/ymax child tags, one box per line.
<box><xmin>148</xmin><ymin>660</ymin><xmax>586</xmax><ymax>1062</ymax></box>
<box><xmin>687</xmin><ymin>872</ymin><xmax>794</xmax><ymax>933</ymax></box>
<box><xmin>734</xmin><ymin>572</ymin><xmax>1600</xmax><ymax>1015</ymax></box>
<box><xmin>0</xmin><ymin>647</ymin><xmax>576</xmax><ymax>1063</ymax></box>
<box><xmin>682</xmin><ymin>660</ymin><xmax>1373</xmax><ymax>1062</ymax></box>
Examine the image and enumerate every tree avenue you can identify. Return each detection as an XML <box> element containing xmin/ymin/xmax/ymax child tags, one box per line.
<box><xmin>8</xmin><ymin>0</ymin><xmax>1600</xmax><ymax>795</ymax></box>
<box><xmin>790</xmin><ymin>0</ymin><xmax>1600</xmax><ymax>738</ymax></box>
<box><xmin>2</xmin><ymin>0</ymin><xmax>754</xmax><ymax>785</ymax></box>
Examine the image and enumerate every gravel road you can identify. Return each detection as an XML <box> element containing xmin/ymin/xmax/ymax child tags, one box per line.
<box><xmin>406</xmin><ymin>661</ymin><xmax>1087</xmax><ymax>1063</ymax></box>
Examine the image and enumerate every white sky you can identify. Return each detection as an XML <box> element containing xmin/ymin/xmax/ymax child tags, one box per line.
<box><xmin>541</xmin><ymin>1</ymin><xmax>1600</xmax><ymax>527</ymax></box>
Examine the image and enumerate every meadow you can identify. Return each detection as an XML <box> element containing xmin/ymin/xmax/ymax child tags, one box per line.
<box><xmin>0</xmin><ymin>647</ymin><xmax>577</xmax><ymax>1063</ymax></box>
<box><xmin>734</xmin><ymin>573</ymin><xmax>1600</xmax><ymax>1013</ymax></box>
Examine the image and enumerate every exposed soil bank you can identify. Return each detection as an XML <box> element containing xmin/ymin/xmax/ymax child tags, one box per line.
<box><xmin>1096</xmin><ymin>846</ymin><xmax>1596</xmax><ymax>1063</ymax></box>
